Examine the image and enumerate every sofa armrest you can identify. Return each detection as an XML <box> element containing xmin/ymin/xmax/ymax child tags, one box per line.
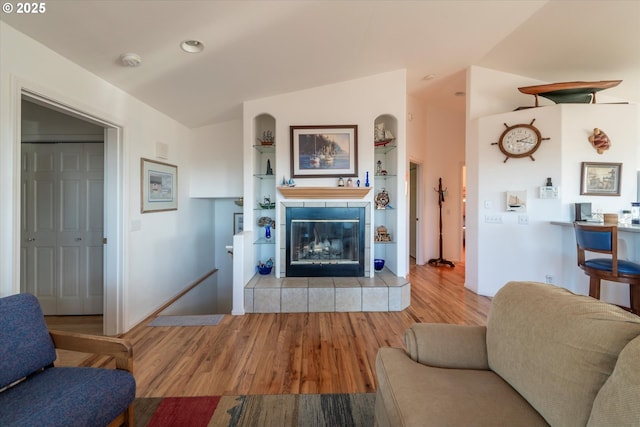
<box><xmin>404</xmin><ymin>323</ymin><xmax>489</xmax><ymax>370</ymax></box>
<box><xmin>49</xmin><ymin>330</ymin><xmax>133</xmax><ymax>373</ymax></box>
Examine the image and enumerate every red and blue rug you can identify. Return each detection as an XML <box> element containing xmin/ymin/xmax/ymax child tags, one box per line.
<box><xmin>135</xmin><ymin>393</ymin><xmax>375</xmax><ymax>427</ymax></box>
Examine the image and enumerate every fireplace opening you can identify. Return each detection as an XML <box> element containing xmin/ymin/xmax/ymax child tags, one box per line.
<box><xmin>286</xmin><ymin>207</ymin><xmax>365</xmax><ymax>277</ymax></box>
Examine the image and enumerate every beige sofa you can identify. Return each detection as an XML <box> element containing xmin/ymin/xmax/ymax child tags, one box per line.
<box><xmin>375</xmin><ymin>281</ymin><xmax>640</xmax><ymax>427</ymax></box>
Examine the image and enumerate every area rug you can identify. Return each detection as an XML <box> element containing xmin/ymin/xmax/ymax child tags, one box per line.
<box><xmin>134</xmin><ymin>393</ymin><xmax>376</xmax><ymax>427</ymax></box>
<box><xmin>148</xmin><ymin>314</ymin><xmax>224</xmax><ymax>327</ymax></box>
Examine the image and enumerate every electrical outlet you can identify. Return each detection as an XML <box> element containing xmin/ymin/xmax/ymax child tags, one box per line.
<box><xmin>484</xmin><ymin>214</ymin><xmax>502</xmax><ymax>224</ymax></box>
<box><xmin>518</xmin><ymin>215</ymin><xmax>529</xmax><ymax>225</ymax></box>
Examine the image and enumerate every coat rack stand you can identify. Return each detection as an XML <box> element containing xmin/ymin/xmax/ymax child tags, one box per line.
<box><xmin>428</xmin><ymin>177</ymin><xmax>455</xmax><ymax>268</ymax></box>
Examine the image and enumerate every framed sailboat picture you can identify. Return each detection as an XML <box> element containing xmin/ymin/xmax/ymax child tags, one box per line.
<box><xmin>506</xmin><ymin>191</ymin><xmax>527</xmax><ymax>212</ymax></box>
<box><xmin>290</xmin><ymin>125</ymin><xmax>358</xmax><ymax>178</ymax></box>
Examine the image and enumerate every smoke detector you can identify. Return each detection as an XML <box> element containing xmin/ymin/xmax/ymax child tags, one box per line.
<box><xmin>120</xmin><ymin>53</ymin><xmax>142</xmax><ymax>67</ymax></box>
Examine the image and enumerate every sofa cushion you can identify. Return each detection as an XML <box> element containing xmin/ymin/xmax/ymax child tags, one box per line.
<box><xmin>375</xmin><ymin>347</ymin><xmax>549</xmax><ymax>427</ymax></box>
<box><xmin>0</xmin><ymin>294</ymin><xmax>57</xmax><ymax>389</ymax></box>
<box><xmin>0</xmin><ymin>366</ymin><xmax>136</xmax><ymax>427</ymax></box>
<box><xmin>487</xmin><ymin>281</ymin><xmax>640</xmax><ymax>427</ymax></box>
<box><xmin>587</xmin><ymin>335</ymin><xmax>640</xmax><ymax>427</ymax></box>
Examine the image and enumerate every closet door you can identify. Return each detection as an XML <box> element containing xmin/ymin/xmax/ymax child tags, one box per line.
<box><xmin>22</xmin><ymin>143</ymin><xmax>58</xmax><ymax>314</ymax></box>
<box><xmin>22</xmin><ymin>143</ymin><xmax>104</xmax><ymax>315</ymax></box>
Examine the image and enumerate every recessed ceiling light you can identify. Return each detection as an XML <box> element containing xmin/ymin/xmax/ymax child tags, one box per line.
<box><xmin>422</xmin><ymin>74</ymin><xmax>436</xmax><ymax>81</ymax></box>
<box><xmin>180</xmin><ymin>40</ymin><xmax>204</xmax><ymax>53</ymax></box>
<box><xmin>120</xmin><ymin>53</ymin><xmax>142</xmax><ymax>67</ymax></box>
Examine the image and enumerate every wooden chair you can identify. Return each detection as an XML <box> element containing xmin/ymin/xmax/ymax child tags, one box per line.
<box><xmin>574</xmin><ymin>222</ymin><xmax>640</xmax><ymax>315</ymax></box>
<box><xmin>0</xmin><ymin>293</ymin><xmax>135</xmax><ymax>427</ymax></box>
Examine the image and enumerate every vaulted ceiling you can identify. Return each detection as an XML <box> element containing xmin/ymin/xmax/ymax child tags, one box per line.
<box><xmin>2</xmin><ymin>1</ymin><xmax>638</xmax><ymax>128</ymax></box>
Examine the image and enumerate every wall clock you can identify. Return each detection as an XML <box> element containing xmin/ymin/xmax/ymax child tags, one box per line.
<box><xmin>492</xmin><ymin>119</ymin><xmax>550</xmax><ymax>162</ymax></box>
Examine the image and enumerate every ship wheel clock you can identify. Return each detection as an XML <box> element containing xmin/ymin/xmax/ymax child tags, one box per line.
<box><xmin>492</xmin><ymin>119</ymin><xmax>550</xmax><ymax>162</ymax></box>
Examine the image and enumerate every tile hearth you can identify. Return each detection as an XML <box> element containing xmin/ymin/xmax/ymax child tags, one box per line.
<box><xmin>244</xmin><ymin>269</ymin><xmax>410</xmax><ymax>313</ymax></box>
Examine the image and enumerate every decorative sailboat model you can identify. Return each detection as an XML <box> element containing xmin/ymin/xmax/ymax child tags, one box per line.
<box><xmin>374</xmin><ymin>123</ymin><xmax>395</xmax><ymax>147</ymax></box>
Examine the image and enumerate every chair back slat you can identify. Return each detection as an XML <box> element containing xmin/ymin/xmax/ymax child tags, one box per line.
<box><xmin>575</xmin><ymin>226</ymin><xmax>613</xmax><ymax>252</ymax></box>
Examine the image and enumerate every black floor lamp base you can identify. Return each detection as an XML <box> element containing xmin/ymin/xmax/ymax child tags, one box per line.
<box><xmin>427</xmin><ymin>257</ymin><xmax>455</xmax><ymax>268</ymax></box>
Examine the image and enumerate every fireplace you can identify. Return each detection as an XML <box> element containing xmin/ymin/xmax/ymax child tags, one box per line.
<box><xmin>285</xmin><ymin>207</ymin><xmax>365</xmax><ymax>277</ymax></box>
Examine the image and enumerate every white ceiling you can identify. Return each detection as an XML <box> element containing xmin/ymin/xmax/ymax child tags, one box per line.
<box><xmin>2</xmin><ymin>1</ymin><xmax>638</xmax><ymax>128</ymax></box>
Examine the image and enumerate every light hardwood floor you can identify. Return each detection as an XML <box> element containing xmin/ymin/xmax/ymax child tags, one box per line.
<box><xmin>50</xmin><ymin>259</ymin><xmax>491</xmax><ymax>397</ymax></box>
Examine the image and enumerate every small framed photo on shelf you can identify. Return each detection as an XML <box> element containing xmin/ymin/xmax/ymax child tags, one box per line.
<box><xmin>141</xmin><ymin>158</ymin><xmax>178</xmax><ymax>213</ymax></box>
<box><xmin>290</xmin><ymin>125</ymin><xmax>358</xmax><ymax>178</ymax></box>
<box><xmin>233</xmin><ymin>212</ymin><xmax>244</xmax><ymax>234</ymax></box>
<box><xmin>580</xmin><ymin>162</ymin><xmax>622</xmax><ymax>196</ymax></box>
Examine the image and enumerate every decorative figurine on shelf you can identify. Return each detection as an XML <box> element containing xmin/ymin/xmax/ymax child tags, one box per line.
<box><xmin>266</xmin><ymin>159</ymin><xmax>273</xmax><ymax>175</ymax></box>
<box><xmin>374</xmin><ymin>123</ymin><xmax>395</xmax><ymax>147</ymax></box>
<box><xmin>288</xmin><ymin>178</ymin><xmax>295</xmax><ymax>187</ymax></box>
<box><xmin>346</xmin><ymin>177</ymin><xmax>353</xmax><ymax>187</ymax></box>
<box><xmin>546</xmin><ymin>177</ymin><xmax>553</xmax><ymax>187</ymax></box>
<box><xmin>338</xmin><ymin>177</ymin><xmax>345</xmax><ymax>187</ymax></box>
<box><xmin>375</xmin><ymin>225</ymin><xmax>392</xmax><ymax>242</ymax></box>
<box><xmin>257</xmin><ymin>258</ymin><xmax>273</xmax><ymax>274</ymax></box>
<box><xmin>365</xmin><ymin>171</ymin><xmax>370</xmax><ymax>187</ymax></box>
<box><xmin>356</xmin><ymin>179</ymin><xmax>361</xmax><ymax>187</ymax></box>
<box><xmin>375</xmin><ymin>188</ymin><xmax>390</xmax><ymax>209</ymax></box>
<box><xmin>282</xmin><ymin>176</ymin><xmax>287</xmax><ymax>186</ymax></box>
<box><xmin>376</xmin><ymin>160</ymin><xmax>382</xmax><ymax>175</ymax></box>
<box><xmin>265</xmin><ymin>224</ymin><xmax>271</xmax><ymax>239</ymax></box>
<box><xmin>260</xmin><ymin>130</ymin><xmax>274</xmax><ymax>146</ymax></box>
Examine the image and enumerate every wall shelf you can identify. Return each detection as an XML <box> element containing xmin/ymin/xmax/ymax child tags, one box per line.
<box><xmin>278</xmin><ymin>186</ymin><xmax>371</xmax><ymax>199</ymax></box>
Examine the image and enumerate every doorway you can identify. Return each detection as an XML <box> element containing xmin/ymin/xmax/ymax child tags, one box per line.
<box><xmin>409</xmin><ymin>161</ymin><xmax>423</xmax><ymax>264</ymax></box>
<box><xmin>18</xmin><ymin>91</ymin><xmax>124</xmax><ymax>335</ymax></box>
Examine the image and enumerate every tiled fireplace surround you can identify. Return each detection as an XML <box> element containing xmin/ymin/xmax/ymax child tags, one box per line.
<box><xmin>244</xmin><ymin>201</ymin><xmax>411</xmax><ymax>313</ymax></box>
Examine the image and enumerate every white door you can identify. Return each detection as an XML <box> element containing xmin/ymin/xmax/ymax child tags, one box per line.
<box><xmin>22</xmin><ymin>143</ymin><xmax>58</xmax><ymax>313</ymax></box>
<box><xmin>21</xmin><ymin>142</ymin><xmax>104</xmax><ymax>315</ymax></box>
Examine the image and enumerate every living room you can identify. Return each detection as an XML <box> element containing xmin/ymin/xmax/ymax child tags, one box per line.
<box><xmin>2</xmin><ymin>1</ymin><xmax>639</xmax><ymax>335</ymax></box>
<box><xmin>1</xmin><ymin>1</ymin><xmax>640</xmax><ymax>425</ymax></box>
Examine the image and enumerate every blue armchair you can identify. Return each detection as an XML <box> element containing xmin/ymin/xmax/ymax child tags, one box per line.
<box><xmin>0</xmin><ymin>293</ymin><xmax>135</xmax><ymax>427</ymax></box>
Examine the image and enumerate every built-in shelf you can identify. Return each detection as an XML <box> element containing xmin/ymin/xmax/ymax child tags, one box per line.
<box><xmin>278</xmin><ymin>186</ymin><xmax>372</xmax><ymax>199</ymax></box>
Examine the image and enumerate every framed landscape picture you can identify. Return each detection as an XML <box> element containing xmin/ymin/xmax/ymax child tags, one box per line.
<box><xmin>290</xmin><ymin>125</ymin><xmax>358</xmax><ymax>178</ymax></box>
<box><xmin>580</xmin><ymin>162</ymin><xmax>622</xmax><ymax>196</ymax></box>
<box><xmin>141</xmin><ymin>158</ymin><xmax>178</xmax><ymax>213</ymax></box>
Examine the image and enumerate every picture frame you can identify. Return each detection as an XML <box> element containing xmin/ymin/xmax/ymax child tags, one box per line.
<box><xmin>233</xmin><ymin>212</ymin><xmax>244</xmax><ymax>234</ymax></box>
<box><xmin>290</xmin><ymin>125</ymin><xmax>358</xmax><ymax>178</ymax></box>
<box><xmin>580</xmin><ymin>162</ymin><xmax>622</xmax><ymax>196</ymax></box>
<box><xmin>141</xmin><ymin>158</ymin><xmax>178</xmax><ymax>213</ymax></box>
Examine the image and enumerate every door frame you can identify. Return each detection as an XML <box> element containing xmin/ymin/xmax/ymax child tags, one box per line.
<box><xmin>409</xmin><ymin>159</ymin><xmax>424</xmax><ymax>265</ymax></box>
<box><xmin>13</xmin><ymin>83</ymin><xmax>125</xmax><ymax>335</ymax></box>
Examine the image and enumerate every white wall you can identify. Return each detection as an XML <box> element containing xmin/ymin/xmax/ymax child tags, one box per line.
<box><xmin>423</xmin><ymin>105</ymin><xmax>466</xmax><ymax>263</ymax></box>
<box><xmin>190</xmin><ymin>119</ymin><xmax>243</xmax><ymax>198</ymax></box>
<box><xmin>467</xmin><ymin>66</ymin><xmax>639</xmax><ymax>300</ymax></box>
<box><xmin>407</xmin><ymin>95</ymin><xmax>427</xmax><ymax>264</ymax></box>
<box><xmin>189</xmin><ymin>115</ymin><xmax>245</xmax><ymax>313</ymax></box>
<box><xmin>1</xmin><ymin>22</ymin><xmax>215</xmax><ymax>332</ymax></box>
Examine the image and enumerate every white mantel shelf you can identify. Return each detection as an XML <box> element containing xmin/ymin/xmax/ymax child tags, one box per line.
<box><xmin>277</xmin><ymin>186</ymin><xmax>372</xmax><ymax>199</ymax></box>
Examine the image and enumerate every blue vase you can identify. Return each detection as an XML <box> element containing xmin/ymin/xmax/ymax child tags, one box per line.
<box><xmin>365</xmin><ymin>171</ymin><xmax>370</xmax><ymax>187</ymax></box>
<box><xmin>265</xmin><ymin>224</ymin><xmax>271</xmax><ymax>239</ymax></box>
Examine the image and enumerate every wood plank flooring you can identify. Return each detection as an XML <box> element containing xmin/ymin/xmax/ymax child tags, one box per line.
<box><xmin>52</xmin><ymin>260</ymin><xmax>491</xmax><ymax>397</ymax></box>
